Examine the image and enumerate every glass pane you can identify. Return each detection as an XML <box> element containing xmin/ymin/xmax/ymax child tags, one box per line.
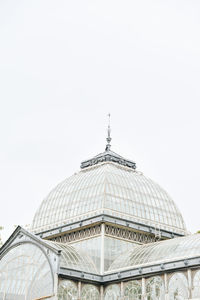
<box><xmin>104</xmin><ymin>284</ymin><xmax>120</xmax><ymax>300</ymax></box>
<box><xmin>124</xmin><ymin>281</ymin><xmax>142</xmax><ymax>300</ymax></box>
<box><xmin>146</xmin><ymin>277</ymin><xmax>165</xmax><ymax>300</ymax></box>
<box><xmin>104</xmin><ymin>236</ymin><xmax>136</xmax><ymax>271</ymax></box>
<box><xmin>70</xmin><ymin>237</ymin><xmax>101</xmax><ymax>272</ymax></box>
<box><xmin>192</xmin><ymin>270</ymin><xmax>200</xmax><ymax>298</ymax></box>
<box><xmin>81</xmin><ymin>284</ymin><xmax>100</xmax><ymax>300</ymax></box>
<box><xmin>168</xmin><ymin>273</ymin><xmax>188</xmax><ymax>300</ymax></box>
<box><xmin>58</xmin><ymin>280</ymin><xmax>78</xmax><ymax>300</ymax></box>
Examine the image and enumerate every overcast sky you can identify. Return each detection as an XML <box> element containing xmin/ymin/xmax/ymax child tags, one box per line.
<box><xmin>0</xmin><ymin>0</ymin><xmax>200</xmax><ymax>242</ymax></box>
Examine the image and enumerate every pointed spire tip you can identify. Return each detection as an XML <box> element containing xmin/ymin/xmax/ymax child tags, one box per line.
<box><xmin>105</xmin><ymin>113</ymin><xmax>112</xmax><ymax>151</ymax></box>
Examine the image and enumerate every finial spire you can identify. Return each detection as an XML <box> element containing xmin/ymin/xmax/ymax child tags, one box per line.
<box><xmin>105</xmin><ymin>113</ymin><xmax>112</xmax><ymax>151</ymax></box>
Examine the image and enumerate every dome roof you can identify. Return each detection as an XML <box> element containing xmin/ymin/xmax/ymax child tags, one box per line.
<box><xmin>32</xmin><ymin>150</ymin><xmax>186</xmax><ymax>235</ymax></box>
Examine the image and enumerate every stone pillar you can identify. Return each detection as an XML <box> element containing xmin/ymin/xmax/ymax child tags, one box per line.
<box><xmin>100</xmin><ymin>223</ymin><xmax>105</xmax><ymax>275</ymax></box>
<box><xmin>142</xmin><ymin>277</ymin><xmax>146</xmax><ymax>300</ymax></box>
<box><xmin>164</xmin><ymin>273</ymin><xmax>169</xmax><ymax>300</ymax></box>
<box><xmin>78</xmin><ymin>281</ymin><xmax>81</xmax><ymax>300</ymax></box>
<box><xmin>53</xmin><ymin>273</ymin><xmax>58</xmax><ymax>300</ymax></box>
<box><xmin>187</xmin><ymin>269</ymin><xmax>192</xmax><ymax>299</ymax></box>
<box><xmin>100</xmin><ymin>285</ymin><xmax>104</xmax><ymax>300</ymax></box>
<box><xmin>120</xmin><ymin>281</ymin><xmax>124</xmax><ymax>300</ymax></box>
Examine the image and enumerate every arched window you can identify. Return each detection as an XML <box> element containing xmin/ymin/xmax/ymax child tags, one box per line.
<box><xmin>104</xmin><ymin>284</ymin><xmax>121</xmax><ymax>300</ymax></box>
<box><xmin>81</xmin><ymin>284</ymin><xmax>100</xmax><ymax>300</ymax></box>
<box><xmin>146</xmin><ymin>276</ymin><xmax>165</xmax><ymax>300</ymax></box>
<box><xmin>58</xmin><ymin>280</ymin><xmax>78</xmax><ymax>300</ymax></box>
<box><xmin>168</xmin><ymin>273</ymin><xmax>188</xmax><ymax>300</ymax></box>
<box><xmin>124</xmin><ymin>280</ymin><xmax>142</xmax><ymax>300</ymax></box>
<box><xmin>0</xmin><ymin>243</ymin><xmax>54</xmax><ymax>300</ymax></box>
<box><xmin>192</xmin><ymin>270</ymin><xmax>200</xmax><ymax>298</ymax></box>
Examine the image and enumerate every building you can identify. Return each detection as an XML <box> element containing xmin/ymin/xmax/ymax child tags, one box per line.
<box><xmin>1</xmin><ymin>125</ymin><xmax>200</xmax><ymax>300</ymax></box>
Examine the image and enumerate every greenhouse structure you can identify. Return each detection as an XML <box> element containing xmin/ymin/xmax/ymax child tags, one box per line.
<box><xmin>1</xmin><ymin>130</ymin><xmax>200</xmax><ymax>300</ymax></box>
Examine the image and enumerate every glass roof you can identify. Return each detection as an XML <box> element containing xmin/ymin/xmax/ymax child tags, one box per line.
<box><xmin>45</xmin><ymin>240</ymin><xmax>98</xmax><ymax>274</ymax></box>
<box><xmin>32</xmin><ymin>162</ymin><xmax>186</xmax><ymax>234</ymax></box>
<box><xmin>109</xmin><ymin>234</ymin><xmax>200</xmax><ymax>272</ymax></box>
<box><xmin>0</xmin><ymin>238</ymin><xmax>98</xmax><ymax>299</ymax></box>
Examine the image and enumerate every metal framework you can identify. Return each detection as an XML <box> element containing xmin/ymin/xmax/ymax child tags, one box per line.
<box><xmin>105</xmin><ymin>225</ymin><xmax>158</xmax><ymax>244</ymax></box>
<box><xmin>1</xmin><ymin>227</ymin><xmax>200</xmax><ymax>299</ymax></box>
<box><xmin>31</xmin><ymin>161</ymin><xmax>186</xmax><ymax>236</ymax></box>
<box><xmin>37</xmin><ymin>215</ymin><xmax>183</xmax><ymax>241</ymax></box>
<box><xmin>48</xmin><ymin>223</ymin><xmax>158</xmax><ymax>246</ymax></box>
<box><xmin>51</xmin><ymin>225</ymin><xmax>101</xmax><ymax>243</ymax></box>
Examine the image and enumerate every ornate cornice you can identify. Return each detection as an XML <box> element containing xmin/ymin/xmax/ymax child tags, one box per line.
<box><xmin>80</xmin><ymin>150</ymin><xmax>136</xmax><ymax>170</ymax></box>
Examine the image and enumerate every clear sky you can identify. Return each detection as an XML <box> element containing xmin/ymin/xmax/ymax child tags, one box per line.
<box><xmin>0</xmin><ymin>0</ymin><xmax>200</xmax><ymax>242</ymax></box>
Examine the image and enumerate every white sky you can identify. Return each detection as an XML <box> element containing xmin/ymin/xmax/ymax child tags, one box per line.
<box><xmin>0</xmin><ymin>0</ymin><xmax>200</xmax><ymax>242</ymax></box>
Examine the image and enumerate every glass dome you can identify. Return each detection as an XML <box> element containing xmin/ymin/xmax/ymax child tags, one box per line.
<box><xmin>32</xmin><ymin>159</ymin><xmax>186</xmax><ymax>235</ymax></box>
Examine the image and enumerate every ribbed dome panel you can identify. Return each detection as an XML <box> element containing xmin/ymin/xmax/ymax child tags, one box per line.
<box><xmin>32</xmin><ymin>162</ymin><xmax>186</xmax><ymax>235</ymax></box>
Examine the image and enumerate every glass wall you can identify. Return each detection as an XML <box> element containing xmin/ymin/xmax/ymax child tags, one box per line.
<box><xmin>69</xmin><ymin>235</ymin><xmax>136</xmax><ymax>272</ymax></box>
<box><xmin>58</xmin><ymin>269</ymin><xmax>200</xmax><ymax>299</ymax></box>
<box><xmin>71</xmin><ymin>237</ymin><xmax>101</xmax><ymax>272</ymax></box>
<box><xmin>58</xmin><ymin>281</ymin><xmax>100</xmax><ymax>300</ymax></box>
<box><xmin>104</xmin><ymin>236</ymin><xmax>135</xmax><ymax>271</ymax></box>
<box><xmin>0</xmin><ymin>243</ymin><xmax>54</xmax><ymax>300</ymax></box>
